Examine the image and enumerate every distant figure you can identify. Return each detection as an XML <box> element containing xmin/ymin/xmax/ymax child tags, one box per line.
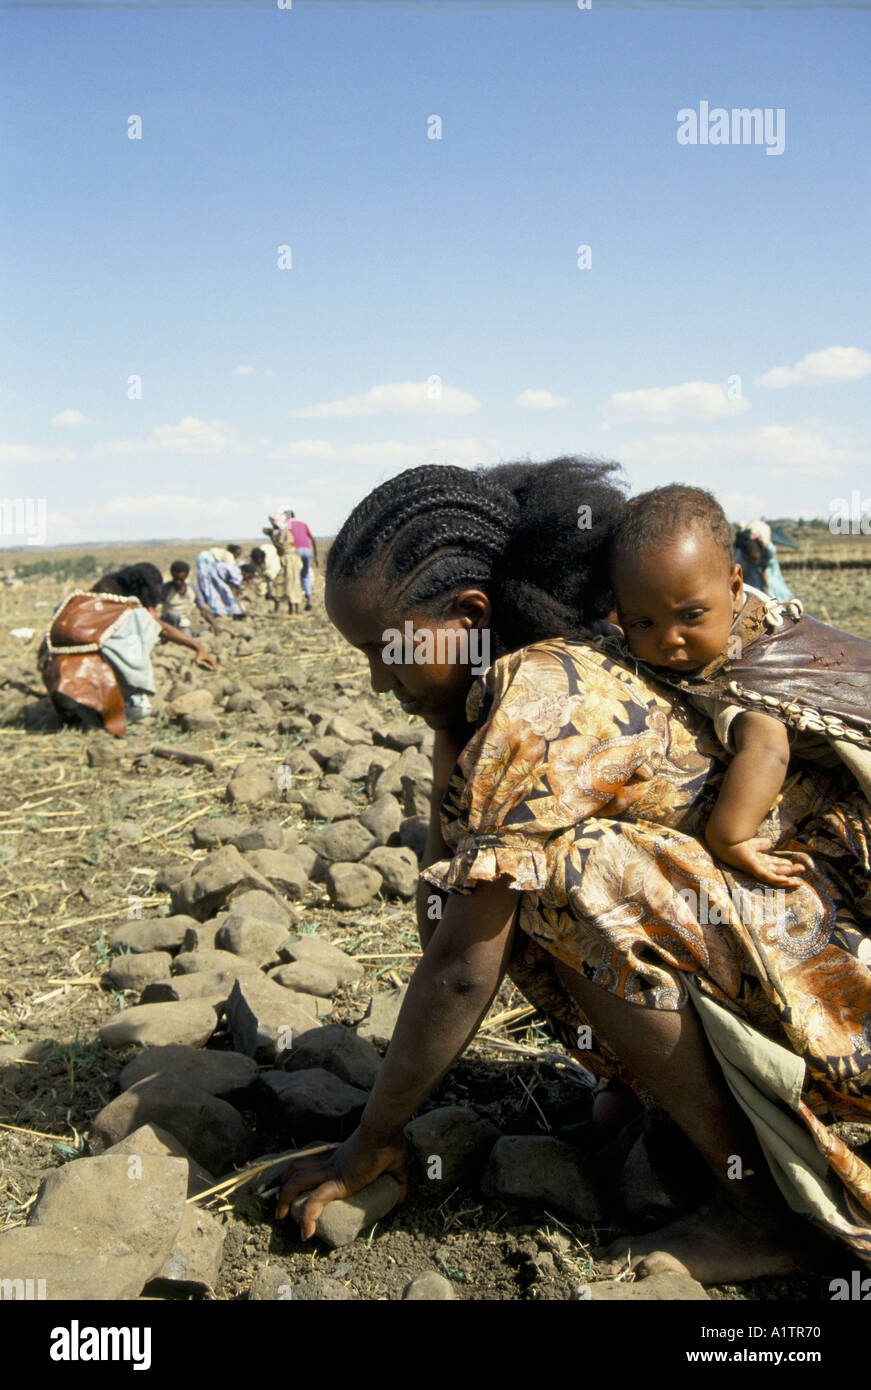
<box><xmin>196</xmin><ymin>545</ymin><xmax>245</xmax><ymax>618</ymax></box>
<box><xmin>251</xmin><ymin>544</ymin><xmax>281</xmax><ymax>599</ymax></box>
<box><xmin>263</xmin><ymin>515</ymin><xmax>304</xmax><ymax>615</ymax></box>
<box><xmin>159</xmin><ymin>560</ymin><xmax>219</xmax><ymax>635</ymax></box>
<box><xmin>40</xmin><ymin>562</ymin><xmax>217</xmax><ymax>736</ymax></box>
<box><xmin>277</xmin><ymin>508</ymin><xmax>318</xmax><ymax>610</ymax></box>
<box><xmin>734</xmin><ymin>521</ymin><xmax>793</xmax><ymax>601</ymax></box>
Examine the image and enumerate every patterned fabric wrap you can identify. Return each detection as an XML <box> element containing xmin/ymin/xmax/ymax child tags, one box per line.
<box><xmin>422</xmin><ymin>638</ymin><xmax>871</xmax><ymax>1264</ymax></box>
<box><xmin>196</xmin><ymin>551</ymin><xmax>243</xmax><ymax>616</ymax></box>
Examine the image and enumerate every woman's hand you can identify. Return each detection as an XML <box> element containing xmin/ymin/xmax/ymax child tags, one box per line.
<box><xmin>193</xmin><ymin>643</ymin><xmax>219</xmax><ymax>670</ymax></box>
<box><xmin>275</xmin><ymin>1129</ymin><xmax>408</xmax><ymax>1237</ymax></box>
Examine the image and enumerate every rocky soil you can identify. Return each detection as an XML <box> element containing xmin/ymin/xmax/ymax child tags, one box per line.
<box><xmin>0</xmin><ymin>572</ymin><xmax>864</xmax><ymax>1301</ymax></box>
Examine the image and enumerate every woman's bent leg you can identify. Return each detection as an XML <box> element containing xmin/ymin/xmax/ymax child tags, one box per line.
<box><xmin>555</xmin><ymin>963</ymin><xmax>828</xmax><ymax>1282</ymax></box>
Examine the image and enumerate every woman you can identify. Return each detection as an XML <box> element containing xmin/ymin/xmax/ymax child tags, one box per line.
<box><xmin>40</xmin><ymin>562</ymin><xmax>217</xmax><ymax>735</ymax></box>
<box><xmin>277</xmin><ymin>460</ymin><xmax>871</xmax><ymax>1284</ymax></box>
<box><xmin>263</xmin><ymin>513</ymin><xmax>304</xmax><ymax>615</ymax></box>
<box><xmin>196</xmin><ymin>545</ymin><xmax>245</xmax><ymax>618</ymax></box>
<box><xmin>735</xmin><ymin>520</ymin><xmax>794</xmax><ymax>601</ymax></box>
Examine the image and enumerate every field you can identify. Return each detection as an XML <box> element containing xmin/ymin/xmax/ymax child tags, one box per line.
<box><xmin>0</xmin><ymin>530</ymin><xmax>868</xmax><ymax>1303</ymax></box>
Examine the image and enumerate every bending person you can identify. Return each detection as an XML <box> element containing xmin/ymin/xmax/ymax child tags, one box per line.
<box><xmin>277</xmin><ymin>460</ymin><xmax>871</xmax><ymax>1285</ymax></box>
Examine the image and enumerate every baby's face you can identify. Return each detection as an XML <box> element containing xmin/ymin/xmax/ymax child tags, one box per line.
<box><xmin>612</xmin><ymin>532</ymin><xmax>743</xmax><ymax>672</ymax></box>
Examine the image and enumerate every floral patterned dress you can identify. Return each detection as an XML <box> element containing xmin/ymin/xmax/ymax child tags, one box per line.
<box><xmin>423</xmin><ymin>639</ymin><xmax>871</xmax><ymax>1261</ymax></box>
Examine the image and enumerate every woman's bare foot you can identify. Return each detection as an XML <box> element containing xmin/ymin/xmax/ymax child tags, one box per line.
<box><xmin>596</xmin><ymin>1193</ymin><xmax>823</xmax><ymax>1285</ymax></box>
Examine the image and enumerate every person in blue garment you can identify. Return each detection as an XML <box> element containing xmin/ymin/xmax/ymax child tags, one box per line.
<box><xmin>734</xmin><ymin>520</ymin><xmax>794</xmax><ymax>601</ymax></box>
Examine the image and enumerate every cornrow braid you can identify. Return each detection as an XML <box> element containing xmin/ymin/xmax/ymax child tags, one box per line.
<box><xmin>327</xmin><ymin>458</ymin><xmax>627</xmax><ymax>652</ymax></box>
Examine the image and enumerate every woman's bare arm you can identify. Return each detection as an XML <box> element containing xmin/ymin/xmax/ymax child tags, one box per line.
<box><xmin>277</xmin><ymin>875</ymin><xmax>518</xmax><ymax>1230</ymax></box>
<box><xmin>415</xmin><ymin>727</ymin><xmax>464</xmax><ymax>949</ymax></box>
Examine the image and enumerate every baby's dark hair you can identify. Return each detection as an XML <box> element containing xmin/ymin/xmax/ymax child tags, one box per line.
<box><xmin>170</xmin><ymin>560</ymin><xmax>190</xmax><ymax>578</ymax></box>
<box><xmin>326</xmin><ymin>458</ymin><xmax>627</xmax><ymax>651</ymax></box>
<box><xmin>610</xmin><ymin>485</ymin><xmax>734</xmax><ymax>578</ymax></box>
<box><xmin>250</xmin><ymin>548</ymin><xmax>266</xmax><ymax>564</ymax></box>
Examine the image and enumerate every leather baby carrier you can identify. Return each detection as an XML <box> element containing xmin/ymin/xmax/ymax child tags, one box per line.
<box><xmin>657</xmin><ymin>594</ymin><xmax>871</xmax><ymax>749</ymax></box>
<box><xmin>39</xmin><ymin>591</ymin><xmax>142</xmax><ymax>737</ymax></box>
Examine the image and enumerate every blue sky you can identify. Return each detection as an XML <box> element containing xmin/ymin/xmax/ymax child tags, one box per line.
<box><xmin>1</xmin><ymin>0</ymin><xmax>869</xmax><ymax>546</ymax></box>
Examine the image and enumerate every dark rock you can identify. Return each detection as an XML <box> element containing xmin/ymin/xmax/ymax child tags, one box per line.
<box><xmin>0</xmin><ymin>1223</ymin><xmax>148</xmax><ymax>1300</ymax></box>
<box><xmin>180</xmin><ymin>921</ymin><xmax>221</xmax><ymax>952</ymax></box>
<box><xmin>225</xmin><ymin>760</ymin><xmax>276</xmax><ymax>806</ymax></box>
<box><xmin>99</xmin><ymin>999</ymin><xmax>219</xmax><ymax>1050</ymax></box>
<box><xmin>169</xmin><ymin>845</ymin><xmax>278</xmax><ymax>921</ymax></box>
<box><xmin>268</xmin><ymin>960</ymin><xmax>339</xmax><ymax>997</ymax></box>
<box><xmin>29</xmin><ymin>1153</ymin><xmax>187</xmax><ymax>1278</ymax></box>
<box><xmin>242</xmin><ymin>849</ymin><xmax>308</xmax><ymax>900</ymax></box>
<box><xmin>307</xmin><ymin>736</ymin><xmax>351</xmax><ymax>768</ymax></box>
<box><xmin>306</xmin><ymin>821</ymin><xmax>377</xmax><ymax>864</ymax></box>
<box><xmin>171</xmin><ymin>948</ymin><xmax>264</xmax><ymax>977</ymax></box>
<box><xmin>326</xmin><ymin>715</ymin><xmax>372</xmax><ymax>745</ymax></box>
<box><xmin>119</xmin><ymin>1044</ymin><xmax>259</xmax><ymax>1097</ymax></box>
<box><xmin>215</xmin><ymin>914</ymin><xmax>289</xmax><ymax>966</ymax></box>
<box><xmin>289</xmin><ymin>1174</ymin><xmax>401</xmax><ymax>1248</ymax></box>
<box><xmin>109</xmin><ymin>916</ymin><xmax>196</xmax><ymax>954</ymax></box>
<box><xmin>405</xmin><ymin>1107</ymin><xmax>499</xmax><ymax>1187</ymax></box>
<box><xmin>400</xmin><ymin>773</ymin><xmax>432</xmax><ymax>819</ymax></box>
<box><xmin>104</xmin><ymin>1122</ymin><xmax>215</xmax><ymax>1197</ymax></box>
<box><xmin>588</xmin><ymin>1272</ymin><xmax>709</xmax><ymax>1301</ymax></box>
<box><xmin>359</xmin><ymin>794</ymin><xmax>402</xmax><ymax>845</ymax></box>
<box><xmin>92</xmin><ymin>1073</ymin><xmax>253</xmax><ymax>1172</ymax></box>
<box><xmin>223</xmin><ymin>976</ymin><xmax>320</xmax><ymax>1062</ymax></box>
<box><xmin>399</xmin><ymin>816</ymin><xmax>428</xmax><ymax>859</ymax></box>
<box><xmin>229</xmin><ymin>821</ymin><xmax>286</xmax><ymax>854</ymax></box>
<box><xmin>283</xmin><ymin>1024</ymin><xmax>380</xmax><ymax>1090</ymax></box>
<box><xmin>362</xmin><ymin>845</ymin><xmax>418</xmax><ymax>899</ymax></box>
<box><xmin>103</xmin><ymin>951</ymin><xmax>172</xmax><ymax>992</ymax></box>
<box><xmin>140</xmin><ymin>968</ymin><xmax>252</xmax><ymax>1008</ymax></box>
<box><xmin>192</xmin><ymin>817</ymin><xmax>240</xmax><ymax>849</ymax></box>
<box><xmin>261</xmin><ymin>1067</ymin><xmax>368</xmax><ymax>1141</ymax></box>
<box><xmin>375</xmin><ymin>721</ymin><xmax>426</xmax><ymax>752</ymax></box>
<box><xmin>356</xmin><ymin>986</ymin><xmax>407</xmax><ymax>1049</ymax></box>
<box><xmin>340</xmin><ymin>746</ymin><xmax>399</xmax><ymax>783</ymax></box>
<box><xmin>300</xmin><ymin>791</ymin><xmax>358</xmax><ymax>821</ymax></box>
<box><xmin>402</xmin><ymin>1270</ymin><xmax>455</xmax><ymax>1300</ymax></box>
<box><xmin>144</xmin><ymin>1204</ymin><xmax>225</xmax><ymax>1296</ymax></box>
<box><xmin>279</xmin><ymin>935</ymin><xmax>365</xmax><ymax>984</ymax></box>
<box><xmin>229</xmin><ymin>888</ymin><xmax>298</xmax><ymax>928</ymax></box>
<box><xmin>481</xmin><ymin>1136</ymin><xmax>605</xmax><ymax>1222</ymax></box>
<box><xmin>325</xmin><ymin>861</ymin><xmax>383</xmax><ymax>909</ymax></box>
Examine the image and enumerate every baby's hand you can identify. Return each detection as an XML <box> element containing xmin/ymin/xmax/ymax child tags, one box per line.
<box><xmin>706</xmin><ymin>833</ymin><xmax>806</xmax><ymax>889</ymax></box>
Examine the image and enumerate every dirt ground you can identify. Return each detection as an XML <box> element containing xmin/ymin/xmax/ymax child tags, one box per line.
<box><xmin>0</xmin><ymin>535</ymin><xmax>868</xmax><ymax>1302</ymax></box>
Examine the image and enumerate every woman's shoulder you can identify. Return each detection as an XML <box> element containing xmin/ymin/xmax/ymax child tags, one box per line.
<box><xmin>467</xmin><ymin>636</ymin><xmax>661</xmax><ymax>726</ymax></box>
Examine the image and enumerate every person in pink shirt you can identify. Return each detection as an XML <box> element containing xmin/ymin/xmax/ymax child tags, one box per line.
<box><xmin>285</xmin><ymin>511</ymin><xmax>318</xmax><ymax>609</ymax></box>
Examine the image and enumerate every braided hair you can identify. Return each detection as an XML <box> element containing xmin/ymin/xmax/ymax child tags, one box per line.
<box><xmin>326</xmin><ymin>458</ymin><xmax>627</xmax><ymax>652</ymax></box>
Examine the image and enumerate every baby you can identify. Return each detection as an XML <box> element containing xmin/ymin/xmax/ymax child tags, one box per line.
<box><xmin>608</xmin><ymin>485</ymin><xmax>871</xmax><ymax>887</ymax></box>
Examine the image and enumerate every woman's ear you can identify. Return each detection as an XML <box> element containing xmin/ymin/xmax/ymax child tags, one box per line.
<box><xmin>450</xmin><ymin>588</ymin><xmax>492</xmax><ymax>629</ymax></box>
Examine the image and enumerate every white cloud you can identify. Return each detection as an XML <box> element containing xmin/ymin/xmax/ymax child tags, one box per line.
<box><xmin>617</xmin><ymin>423</ymin><xmax>861</xmax><ymax>481</ymax></box>
<box><xmin>719</xmin><ymin>492</ymin><xmax>768</xmax><ymax>522</ymax></box>
<box><xmin>516</xmin><ymin>389</ymin><xmax>569</xmax><ymax>411</ymax></box>
<box><xmin>0</xmin><ymin>443</ymin><xmax>76</xmax><ymax>463</ymax></box>
<box><xmin>267</xmin><ymin>436</ymin><xmax>498</xmax><ymax>469</ymax></box>
<box><xmin>606</xmin><ymin>380</ymin><xmax>750</xmax><ymax>421</ymax></box>
<box><xmin>755</xmin><ymin>346</ymin><xmax>871</xmax><ymax>390</ymax></box>
<box><xmin>289</xmin><ymin>381</ymin><xmax>480</xmax><ymax>419</ymax></box>
<box><xmin>232</xmin><ymin>365</ymin><xmax>256</xmax><ymax>376</ymax></box>
<box><xmin>51</xmin><ymin>409</ymin><xmax>90</xmax><ymax>428</ymax></box>
<box><xmin>96</xmin><ymin>417</ymin><xmax>241</xmax><ymax>457</ymax></box>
